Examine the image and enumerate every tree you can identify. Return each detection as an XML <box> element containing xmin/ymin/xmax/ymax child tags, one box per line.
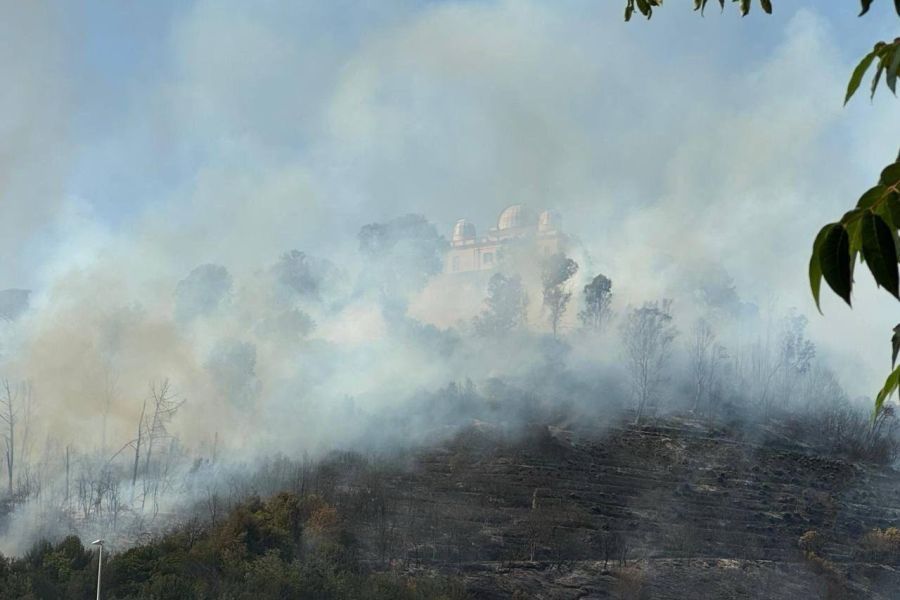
<box><xmin>733</xmin><ymin>311</ymin><xmax>816</xmax><ymax>417</ymax></box>
<box><xmin>473</xmin><ymin>273</ymin><xmax>529</xmax><ymax>337</ymax></box>
<box><xmin>621</xmin><ymin>300</ymin><xmax>677</xmax><ymax>425</ymax></box>
<box><xmin>272</xmin><ymin>250</ymin><xmax>337</xmax><ymax>301</ymax></box>
<box><xmin>255</xmin><ymin>308</ymin><xmax>315</xmax><ymax>343</ymax></box>
<box><xmin>579</xmin><ymin>274</ymin><xmax>613</xmax><ymax>332</ymax></box>
<box><xmin>622</xmin><ymin>0</ymin><xmax>900</xmax><ymax>417</ymax></box>
<box><xmin>142</xmin><ymin>380</ymin><xmax>183</xmax><ymax>479</ymax></box>
<box><xmin>541</xmin><ymin>253</ymin><xmax>579</xmax><ymax>337</ymax></box>
<box><xmin>0</xmin><ymin>379</ymin><xmax>17</xmax><ymax>494</ymax></box>
<box><xmin>689</xmin><ymin>319</ymin><xmax>716</xmax><ymax>413</ymax></box>
<box><xmin>174</xmin><ymin>264</ymin><xmax>232</xmax><ymax>323</ymax></box>
<box><xmin>705</xmin><ymin>342</ymin><xmax>729</xmax><ymax>425</ymax></box>
<box><xmin>771</xmin><ymin>311</ymin><xmax>817</xmax><ymax>412</ymax></box>
<box><xmin>206</xmin><ymin>340</ymin><xmax>261</xmax><ymax>408</ymax></box>
<box><xmin>779</xmin><ymin>311</ymin><xmax>816</xmax><ymax>376</ymax></box>
<box><xmin>0</xmin><ymin>380</ymin><xmax>30</xmax><ymax>496</ymax></box>
<box><xmin>358</xmin><ymin>214</ymin><xmax>445</xmax><ymax>298</ymax></box>
<box><xmin>131</xmin><ymin>397</ymin><xmax>146</xmax><ymax>504</ymax></box>
<box><xmin>126</xmin><ymin>380</ymin><xmax>184</xmax><ymax>508</ymax></box>
<box><xmin>140</xmin><ymin>380</ymin><xmax>184</xmax><ymax>514</ymax></box>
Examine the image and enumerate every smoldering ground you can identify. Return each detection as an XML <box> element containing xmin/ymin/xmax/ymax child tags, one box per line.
<box><xmin>1</xmin><ymin>0</ymin><xmax>899</xmax><ymax>557</ymax></box>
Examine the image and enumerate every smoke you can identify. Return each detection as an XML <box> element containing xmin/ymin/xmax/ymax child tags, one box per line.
<box><xmin>1</xmin><ymin>0</ymin><xmax>898</xmax><ymax>554</ymax></box>
<box><xmin>0</xmin><ymin>1</ymin><xmax>71</xmax><ymax>287</ymax></box>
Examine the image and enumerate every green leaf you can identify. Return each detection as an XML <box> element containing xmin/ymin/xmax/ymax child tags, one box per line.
<box><xmin>893</xmin><ymin>324</ymin><xmax>900</xmax><ymax>368</ymax></box>
<box><xmin>860</xmin><ymin>0</ymin><xmax>874</xmax><ymax>16</ymax></box>
<box><xmin>872</xmin><ymin>57</ymin><xmax>886</xmax><ymax>99</ymax></box>
<box><xmin>886</xmin><ymin>46</ymin><xmax>900</xmax><ymax>95</ymax></box>
<box><xmin>861</xmin><ymin>213</ymin><xmax>900</xmax><ymax>299</ymax></box>
<box><xmin>819</xmin><ymin>223</ymin><xmax>853</xmax><ymax>306</ymax></box>
<box><xmin>842</xmin><ymin>209</ymin><xmax>866</xmax><ymax>266</ymax></box>
<box><xmin>846</xmin><ymin>50</ymin><xmax>877</xmax><ymax>104</ymax></box>
<box><xmin>636</xmin><ymin>0</ymin><xmax>651</xmax><ymax>17</ymax></box>
<box><xmin>840</xmin><ymin>207</ymin><xmax>866</xmax><ymax>224</ymax></box>
<box><xmin>874</xmin><ymin>192</ymin><xmax>900</xmax><ymax>262</ymax></box>
<box><xmin>739</xmin><ymin>0</ymin><xmax>750</xmax><ymax>16</ymax></box>
<box><xmin>886</xmin><ymin>192</ymin><xmax>900</xmax><ymax>233</ymax></box>
<box><xmin>880</xmin><ymin>161</ymin><xmax>900</xmax><ymax>187</ymax></box>
<box><xmin>875</xmin><ymin>365</ymin><xmax>900</xmax><ymax>417</ymax></box>
<box><xmin>759</xmin><ymin>0</ymin><xmax>772</xmax><ymax>13</ymax></box>
<box><xmin>895</xmin><ymin>0</ymin><xmax>900</xmax><ymax>17</ymax></box>
<box><xmin>809</xmin><ymin>224</ymin><xmax>833</xmax><ymax>313</ymax></box>
<box><xmin>847</xmin><ymin>216</ymin><xmax>864</xmax><ymax>261</ymax></box>
<box><xmin>857</xmin><ymin>184</ymin><xmax>887</xmax><ymax>210</ymax></box>
<box><xmin>874</xmin><ymin>190</ymin><xmax>899</xmax><ymax>226</ymax></box>
<box><xmin>889</xmin><ymin>62</ymin><xmax>899</xmax><ymax>95</ymax></box>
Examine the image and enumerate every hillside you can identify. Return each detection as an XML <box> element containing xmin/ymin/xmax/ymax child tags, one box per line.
<box><xmin>331</xmin><ymin>415</ymin><xmax>900</xmax><ymax>598</ymax></box>
<box><xmin>5</xmin><ymin>415</ymin><xmax>900</xmax><ymax>599</ymax></box>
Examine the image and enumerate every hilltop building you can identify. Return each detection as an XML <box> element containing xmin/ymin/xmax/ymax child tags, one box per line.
<box><xmin>444</xmin><ymin>204</ymin><xmax>566</xmax><ymax>274</ymax></box>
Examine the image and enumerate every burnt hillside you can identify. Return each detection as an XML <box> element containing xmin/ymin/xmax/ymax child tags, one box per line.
<box><xmin>309</xmin><ymin>415</ymin><xmax>900</xmax><ymax>599</ymax></box>
<box><xmin>6</xmin><ymin>414</ymin><xmax>900</xmax><ymax>599</ymax></box>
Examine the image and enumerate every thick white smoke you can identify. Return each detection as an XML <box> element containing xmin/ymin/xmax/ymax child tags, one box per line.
<box><xmin>1</xmin><ymin>0</ymin><xmax>899</xmax><ymax>553</ymax></box>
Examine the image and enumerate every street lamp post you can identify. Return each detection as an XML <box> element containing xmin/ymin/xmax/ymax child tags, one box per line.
<box><xmin>92</xmin><ymin>539</ymin><xmax>105</xmax><ymax>600</ymax></box>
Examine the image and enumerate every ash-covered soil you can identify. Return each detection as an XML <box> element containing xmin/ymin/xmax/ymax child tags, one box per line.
<box><xmin>308</xmin><ymin>415</ymin><xmax>900</xmax><ymax>599</ymax></box>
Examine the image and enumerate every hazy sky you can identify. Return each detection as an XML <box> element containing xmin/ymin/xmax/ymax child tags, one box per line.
<box><xmin>4</xmin><ymin>0</ymin><xmax>900</xmax><ymax>395</ymax></box>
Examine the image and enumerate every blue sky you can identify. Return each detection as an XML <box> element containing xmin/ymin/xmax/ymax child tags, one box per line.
<box><xmin>46</xmin><ymin>1</ymin><xmax>899</xmax><ymax>233</ymax></box>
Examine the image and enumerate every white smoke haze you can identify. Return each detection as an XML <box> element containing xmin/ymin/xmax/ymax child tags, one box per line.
<box><xmin>1</xmin><ymin>0</ymin><xmax>899</xmax><ymax>555</ymax></box>
<box><xmin>0</xmin><ymin>1</ymin><xmax>71</xmax><ymax>287</ymax></box>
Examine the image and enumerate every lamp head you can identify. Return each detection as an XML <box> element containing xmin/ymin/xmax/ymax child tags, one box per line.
<box><xmin>91</xmin><ymin>539</ymin><xmax>104</xmax><ymax>546</ymax></box>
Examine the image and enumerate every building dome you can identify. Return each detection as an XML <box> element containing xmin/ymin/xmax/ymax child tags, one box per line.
<box><xmin>497</xmin><ymin>204</ymin><xmax>531</xmax><ymax>230</ymax></box>
<box><xmin>451</xmin><ymin>219</ymin><xmax>476</xmax><ymax>243</ymax></box>
<box><xmin>538</xmin><ymin>209</ymin><xmax>559</xmax><ymax>233</ymax></box>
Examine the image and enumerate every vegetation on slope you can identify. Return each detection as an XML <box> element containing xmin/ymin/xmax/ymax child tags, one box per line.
<box><xmin>0</xmin><ymin>492</ymin><xmax>468</xmax><ymax>600</ymax></box>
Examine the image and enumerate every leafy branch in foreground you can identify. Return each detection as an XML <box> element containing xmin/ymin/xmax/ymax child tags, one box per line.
<box><xmin>625</xmin><ymin>0</ymin><xmax>900</xmax><ymax>20</ymax></box>
<box><xmin>625</xmin><ymin>0</ymin><xmax>900</xmax><ymax>416</ymax></box>
<box><xmin>846</xmin><ymin>38</ymin><xmax>900</xmax><ymax>102</ymax></box>
<box><xmin>624</xmin><ymin>0</ymin><xmax>771</xmax><ymax>22</ymax></box>
<box><xmin>810</xmin><ymin>159</ymin><xmax>900</xmax><ymax>311</ymax></box>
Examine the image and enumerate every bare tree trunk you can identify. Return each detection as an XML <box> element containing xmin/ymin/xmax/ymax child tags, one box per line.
<box><xmin>5</xmin><ymin>401</ymin><xmax>12</xmax><ymax>495</ymax></box>
<box><xmin>65</xmin><ymin>445</ymin><xmax>70</xmax><ymax>505</ymax></box>
<box><xmin>18</xmin><ymin>382</ymin><xmax>32</xmax><ymax>480</ymax></box>
<box><xmin>101</xmin><ymin>368</ymin><xmax>117</xmax><ymax>455</ymax></box>
<box><xmin>1</xmin><ymin>380</ymin><xmax>16</xmax><ymax>495</ymax></box>
<box><xmin>139</xmin><ymin>380</ymin><xmax>183</xmax><ymax>513</ymax></box>
<box><xmin>691</xmin><ymin>319</ymin><xmax>714</xmax><ymax>412</ymax></box>
<box><xmin>624</xmin><ymin>301</ymin><xmax>675</xmax><ymax>427</ymax></box>
<box><xmin>131</xmin><ymin>399</ymin><xmax>146</xmax><ymax>504</ymax></box>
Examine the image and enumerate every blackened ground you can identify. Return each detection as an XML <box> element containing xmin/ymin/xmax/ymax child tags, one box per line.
<box><xmin>305</xmin><ymin>415</ymin><xmax>900</xmax><ymax>599</ymax></box>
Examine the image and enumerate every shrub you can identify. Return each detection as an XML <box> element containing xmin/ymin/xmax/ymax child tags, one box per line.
<box><xmin>799</xmin><ymin>530</ymin><xmax>824</xmax><ymax>556</ymax></box>
<box><xmin>0</xmin><ymin>490</ymin><xmax>470</xmax><ymax>600</ymax></box>
<box><xmin>859</xmin><ymin>527</ymin><xmax>900</xmax><ymax>561</ymax></box>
